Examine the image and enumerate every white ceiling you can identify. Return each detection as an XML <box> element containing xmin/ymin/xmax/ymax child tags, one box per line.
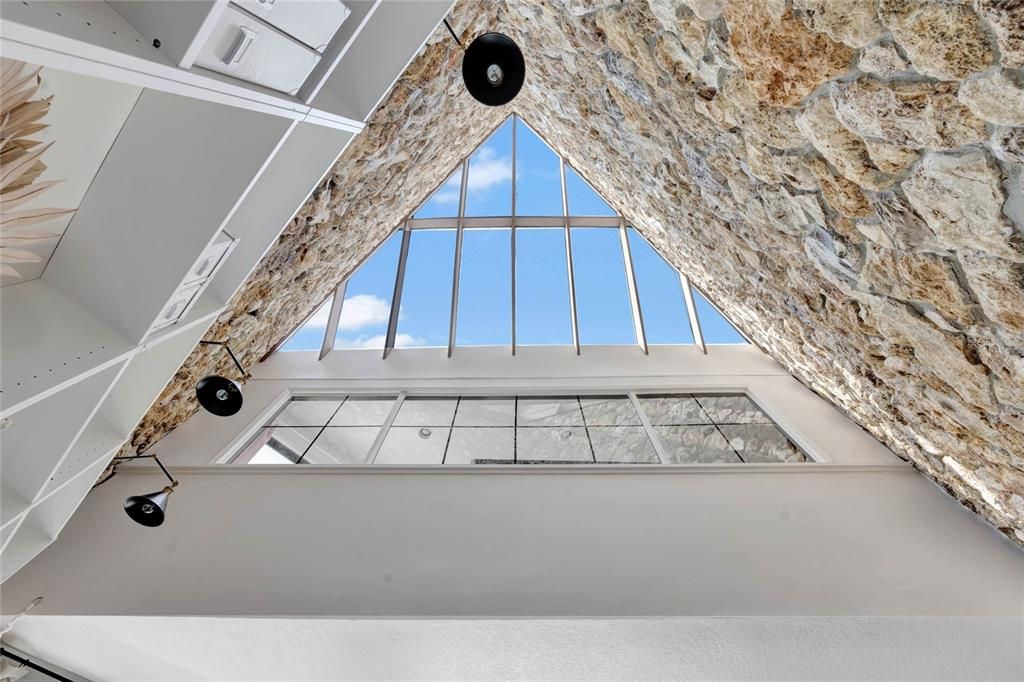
<box><xmin>1</xmin><ymin>64</ymin><xmax>141</xmax><ymax>287</ymax></box>
<box><xmin>6</xmin><ymin>615</ymin><xmax>1021</xmax><ymax>680</ymax></box>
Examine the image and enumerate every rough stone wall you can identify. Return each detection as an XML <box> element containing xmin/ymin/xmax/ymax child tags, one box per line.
<box><xmin>123</xmin><ymin>0</ymin><xmax>1024</xmax><ymax>546</ymax></box>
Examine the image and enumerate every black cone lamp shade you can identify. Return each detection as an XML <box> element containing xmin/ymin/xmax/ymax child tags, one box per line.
<box><xmin>196</xmin><ymin>374</ymin><xmax>243</xmax><ymax>417</ymax></box>
<box><xmin>462</xmin><ymin>32</ymin><xmax>525</xmax><ymax>106</ymax></box>
<box><xmin>124</xmin><ymin>486</ymin><xmax>174</xmax><ymax>527</ymax></box>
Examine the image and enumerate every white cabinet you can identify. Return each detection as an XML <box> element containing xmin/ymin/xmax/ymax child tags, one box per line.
<box><xmin>194</xmin><ymin>3</ymin><xmax>322</xmax><ymax>94</ymax></box>
<box><xmin>236</xmin><ymin>0</ymin><xmax>350</xmax><ymax>52</ymax></box>
<box><xmin>150</xmin><ymin>230</ymin><xmax>237</xmax><ymax>334</ymax></box>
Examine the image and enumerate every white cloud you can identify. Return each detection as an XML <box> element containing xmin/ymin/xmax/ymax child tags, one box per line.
<box><xmin>302</xmin><ymin>299</ymin><xmax>332</xmax><ymax>329</ymax></box>
<box><xmin>337</xmin><ymin>294</ymin><xmax>390</xmax><ymax>331</ymax></box>
<box><xmin>335</xmin><ymin>333</ymin><xmax>423</xmax><ymax>349</ymax></box>
<box><xmin>467</xmin><ymin>146</ymin><xmax>512</xmax><ymax>191</ymax></box>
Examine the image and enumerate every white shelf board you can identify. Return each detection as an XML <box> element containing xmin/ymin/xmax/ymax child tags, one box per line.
<box><xmin>142</xmin><ymin>290</ymin><xmax>225</xmax><ymax>349</ymax></box>
<box><xmin>41</xmin><ymin>413</ymin><xmax>124</xmax><ymax>499</ymax></box>
<box><xmin>310</xmin><ymin>0</ymin><xmax>453</xmax><ymax>122</ymax></box>
<box><xmin>0</xmin><ymin>0</ymin><xmax>363</xmax><ymax>132</ymax></box>
<box><xmin>0</xmin><ymin>513</ymin><xmax>50</xmax><ymax>584</ymax></box>
<box><xmin>43</xmin><ymin>88</ymin><xmax>292</xmax><ymax>344</ymax></box>
<box><xmin>1</xmin><ymin>485</ymin><xmax>30</xmax><ymax>534</ymax></box>
<box><xmin>0</xmin><ymin>279</ymin><xmax>134</xmax><ymax>417</ymax></box>
<box><xmin>0</xmin><ymin>362</ymin><xmax>122</xmax><ymax>522</ymax></box>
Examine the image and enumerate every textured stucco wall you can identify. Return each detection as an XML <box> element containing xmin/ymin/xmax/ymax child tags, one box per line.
<box><xmin>122</xmin><ymin>0</ymin><xmax>1024</xmax><ymax>546</ymax></box>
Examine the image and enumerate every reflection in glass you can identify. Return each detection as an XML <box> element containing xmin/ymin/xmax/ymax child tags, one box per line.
<box><xmin>306</xmin><ymin>427</ymin><xmax>380</xmax><ymax>464</ymax></box>
<box><xmin>589</xmin><ymin>426</ymin><xmax>658</xmax><ymax>463</ymax></box>
<box><xmin>445</xmin><ymin>427</ymin><xmax>514</xmax><ymax>463</ymax></box>
<box><xmin>329</xmin><ymin>397</ymin><xmax>396</xmax><ymax>426</ymax></box>
<box><xmin>376</xmin><ymin>426</ymin><xmax>449</xmax><ymax>464</ymax></box>
<box><xmin>719</xmin><ymin>424</ymin><xmax>806</xmax><ymax>463</ymax></box>
<box><xmin>392</xmin><ymin>397</ymin><xmax>458</xmax><ymax>426</ymax></box>
<box><xmin>655</xmin><ymin>425</ymin><xmax>741</xmax><ymax>464</ymax></box>
<box><xmin>571</xmin><ymin>228</ymin><xmax>635</xmax><ymax>345</ymax></box>
<box><xmin>454</xmin><ymin>398</ymin><xmax>515</xmax><ymax>426</ymax></box>
<box><xmin>271</xmin><ymin>399</ymin><xmax>343</xmax><ymax>426</ymax></box>
<box><xmin>395</xmin><ymin>229</ymin><xmax>456</xmax><ymax>347</ymax></box>
<box><xmin>517</xmin><ymin>397</ymin><xmax>584</xmax><ymax>426</ymax></box>
<box><xmin>637</xmin><ymin>395</ymin><xmax>711</xmax><ymax>425</ymax></box>
<box><xmin>694</xmin><ymin>394</ymin><xmax>770</xmax><ymax>424</ymax></box>
<box><xmin>516</xmin><ymin>228</ymin><xmax>573</xmax><ymax>345</ymax></box>
<box><xmin>579</xmin><ymin>396</ymin><xmax>640</xmax><ymax>426</ymax></box>
<box><xmin>457</xmin><ymin>229</ymin><xmax>511</xmax><ymax>346</ymax></box>
<box><xmin>515</xmin><ymin>426</ymin><xmax>593</xmax><ymax>463</ymax></box>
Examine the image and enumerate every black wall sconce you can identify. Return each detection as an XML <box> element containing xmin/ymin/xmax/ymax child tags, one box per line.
<box><xmin>109</xmin><ymin>453</ymin><xmax>179</xmax><ymax>527</ymax></box>
<box><xmin>444</xmin><ymin>19</ymin><xmax>524</xmax><ymax>107</ymax></box>
<box><xmin>196</xmin><ymin>340</ymin><xmax>248</xmax><ymax>417</ymax></box>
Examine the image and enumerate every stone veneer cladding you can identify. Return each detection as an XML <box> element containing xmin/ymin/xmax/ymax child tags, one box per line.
<box><xmin>122</xmin><ymin>0</ymin><xmax>1024</xmax><ymax>546</ymax></box>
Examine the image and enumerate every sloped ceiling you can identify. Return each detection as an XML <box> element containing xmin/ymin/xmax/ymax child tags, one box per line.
<box><xmin>124</xmin><ymin>0</ymin><xmax>1024</xmax><ymax>546</ymax></box>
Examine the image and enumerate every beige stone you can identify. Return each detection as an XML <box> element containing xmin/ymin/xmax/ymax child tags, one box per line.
<box><xmin>992</xmin><ymin>126</ymin><xmax>1024</xmax><ymax>165</ymax></box>
<box><xmin>719</xmin><ymin>73</ymin><xmax>806</xmax><ymax>150</ymax></box>
<box><xmin>958</xmin><ymin>70</ymin><xmax>1024</xmax><ymax>126</ymax></box>
<box><xmin>878</xmin><ymin>0</ymin><xmax>995</xmax><ymax>80</ymax></box>
<box><xmin>807</xmin><ymin>157</ymin><xmax>874</xmax><ymax>218</ymax></box>
<box><xmin>863</xmin><ymin>139</ymin><xmax>920</xmax><ymax>176</ymax></box>
<box><xmin>794</xmin><ymin>0</ymin><xmax>885</xmax><ymax>48</ymax></box>
<box><xmin>796</xmin><ymin>95</ymin><xmax>898</xmax><ymax>190</ymax></box>
<box><xmin>771</xmin><ymin>154</ymin><xmax>819</xmax><ymax>191</ymax></box>
<box><xmin>682</xmin><ymin>0</ymin><xmax>724</xmax><ymax>21</ymax></box>
<box><xmin>861</xmin><ymin>245</ymin><xmax>975</xmax><ymax>327</ymax></box>
<box><xmin>959</xmin><ymin>251</ymin><xmax>1024</xmax><ymax>334</ymax></box>
<box><xmin>725</xmin><ymin>2</ymin><xmax>854</xmax><ymax>106</ymax></box>
<box><xmin>857</xmin><ymin>42</ymin><xmax>910</xmax><ymax>78</ymax></box>
<box><xmin>902</xmin><ymin>151</ymin><xmax>1021</xmax><ymax>261</ymax></box>
<box><xmin>974</xmin><ymin>0</ymin><xmax>1024</xmax><ymax>69</ymax></box>
<box><xmin>830</xmin><ymin>78</ymin><xmax>988</xmax><ymax>150</ymax></box>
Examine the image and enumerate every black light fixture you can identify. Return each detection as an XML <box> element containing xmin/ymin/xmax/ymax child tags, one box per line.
<box><xmin>109</xmin><ymin>453</ymin><xmax>179</xmax><ymax>527</ymax></box>
<box><xmin>195</xmin><ymin>340</ymin><xmax>248</xmax><ymax>417</ymax></box>
<box><xmin>444</xmin><ymin>19</ymin><xmax>524</xmax><ymax>107</ymax></box>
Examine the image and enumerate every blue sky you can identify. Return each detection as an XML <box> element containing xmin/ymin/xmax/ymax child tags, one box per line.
<box><xmin>282</xmin><ymin>117</ymin><xmax>745</xmax><ymax>351</ymax></box>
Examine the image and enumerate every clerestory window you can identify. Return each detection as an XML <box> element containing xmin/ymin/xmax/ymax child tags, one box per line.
<box><xmin>233</xmin><ymin>393</ymin><xmax>811</xmax><ymax>465</ymax></box>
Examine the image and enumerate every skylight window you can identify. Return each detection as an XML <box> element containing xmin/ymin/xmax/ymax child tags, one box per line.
<box><xmin>275</xmin><ymin>115</ymin><xmax>748</xmax><ymax>357</ymax></box>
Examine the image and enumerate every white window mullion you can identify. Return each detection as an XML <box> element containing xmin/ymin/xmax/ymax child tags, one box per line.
<box><xmin>618</xmin><ymin>221</ymin><xmax>648</xmax><ymax>355</ymax></box>
<box><xmin>367</xmin><ymin>392</ymin><xmax>407</xmax><ymax>464</ymax></box>
<box><xmin>680</xmin><ymin>272</ymin><xmax>707</xmax><ymax>355</ymax></box>
<box><xmin>448</xmin><ymin>160</ymin><xmax>470</xmax><ymax>358</ymax></box>
<box><xmin>560</xmin><ymin>158</ymin><xmax>581</xmax><ymax>355</ymax></box>
<box><xmin>383</xmin><ymin>222</ymin><xmax>412</xmax><ymax>359</ymax></box>
<box><xmin>318</xmin><ymin>280</ymin><xmax>346</xmax><ymax>361</ymax></box>
<box><xmin>629</xmin><ymin>391</ymin><xmax>668</xmax><ymax>464</ymax></box>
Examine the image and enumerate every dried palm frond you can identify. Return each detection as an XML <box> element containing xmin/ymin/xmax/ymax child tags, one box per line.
<box><xmin>0</xmin><ymin>61</ymin><xmax>73</xmax><ymax>282</ymax></box>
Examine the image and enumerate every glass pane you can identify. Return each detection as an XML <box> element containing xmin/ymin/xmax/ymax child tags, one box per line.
<box><xmin>517</xmin><ymin>397</ymin><xmax>584</xmax><ymax>426</ymax></box>
<box><xmin>564</xmin><ymin>165</ymin><xmax>615</xmax><ymax>216</ymax></box>
<box><xmin>392</xmin><ymin>397</ymin><xmax>458</xmax><ymax>426</ymax></box>
<box><xmin>456</xmin><ymin>228</ymin><xmax>511</xmax><ymax>346</ymax></box>
<box><xmin>306</xmin><ymin>427</ymin><xmax>380</xmax><ymax>464</ymax></box>
<box><xmin>693</xmin><ymin>289</ymin><xmax>746</xmax><ymax>344</ymax></box>
<box><xmin>445</xmin><ymin>427</ymin><xmax>514</xmax><ymax>464</ymax></box>
<box><xmin>515</xmin><ymin>119</ymin><xmax>563</xmax><ymax>216</ymax></box>
<box><xmin>454</xmin><ymin>397</ymin><xmax>515</xmax><ymax>426</ymax></box>
<box><xmin>375</xmin><ymin>426</ymin><xmax>449</xmax><ymax>464</ymax></box>
<box><xmin>627</xmin><ymin>228</ymin><xmax>693</xmax><ymax>344</ymax></box>
<box><xmin>328</xmin><ymin>396</ymin><xmax>395</xmax><ymax>426</ymax></box>
<box><xmin>515</xmin><ymin>228</ymin><xmax>573</xmax><ymax>345</ymax></box>
<box><xmin>415</xmin><ymin>166</ymin><xmax>462</xmax><ymax>219</ymax></box>
<box><xmin>279</xmin><ymin>297</ymin><xmax>331</xmax><ymax>351</ymax></box>
<box><xmin>464</xmin><ymin>119</ymin><xmax>513</xmax><ymax>217</ymax></box>
<box><xmin>579</xmin><ymin>396</ymin><xmax>640</xmax><ymax>426</ymax></box>
<box><xmin>589</xmin><ymin>426</ymin><xmax>658</xmax><ymax>463</ymax></box>
<box><xmin>395</xmin><ymin>229</ymin><xmax>456</xmax><ymax>347</ymax></box>
<box><xmin>637</xmin><ymin>395</ymin><xmax>712</xmax><ymax>425</ymax></box>
<box><xmin>238</xmin><ymin>427</ymin><xmax>319</xmax><ymax>463</ymax></box>
<box><xmin>694</xmin><ymin>394</ymin><xmax>771</xmax><ymax>424</ymax></box>
<box><xmin>335</xmin><ymin>232</ymin><xmax>402</xmax><ymax>350</ymax></box>
<box><xmin>571</xmin><ymin>228</ymin><xmax>635</xmax><ymax>345</ymax></box>
<box><xmin>270</xmin><ymin>398</ymin><xmax>343</xmax><ymax>427</ymax></box>
<box><xmin>654</xmin><ymin>425</ymin><xmax>741</xmax><ymax>463</ymax></box>
<box><xmin>515</xmin><ymin>426</ymin><xmax>593</xmax><ymax>463</ymax></box>
<box><xmin>719</xmin><ymin>424</ymin><xmax>807</xmax><ymax>463</ymax></box>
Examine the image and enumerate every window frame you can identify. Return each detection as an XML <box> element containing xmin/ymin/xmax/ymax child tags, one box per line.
<box><xmin>226</xmin><ymin>386</ymin><xmax>818</xmax><ymax>466</ymax></box>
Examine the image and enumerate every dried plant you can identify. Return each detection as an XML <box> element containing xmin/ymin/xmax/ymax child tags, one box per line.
<box><xmin>0</xmin><ymin>59</ymin><xmax>73</xmax><ymax>281</ymax></box>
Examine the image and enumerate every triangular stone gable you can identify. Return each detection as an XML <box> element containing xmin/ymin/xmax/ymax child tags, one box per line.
<box><xmin>125</xmin><ymin>1</ymin><xmax>1024</xmax><ymax>547</ymax></box>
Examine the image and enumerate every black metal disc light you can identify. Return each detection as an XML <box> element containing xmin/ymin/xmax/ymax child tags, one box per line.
<box><xmin>445</xmin><ymin>20</ymin><xmax>524</xmax><ymax>107</ymax></box>
<box><xmin>195</xmin><ymin>340</ymin><xmax>249</xmax><ymax>417</ymax></box>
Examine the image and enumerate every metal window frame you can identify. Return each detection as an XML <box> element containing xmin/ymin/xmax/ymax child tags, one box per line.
<box><xmin>312</xmin><ymin>114</ymin><xmax>727</xmax><ymax>363</ymax></box>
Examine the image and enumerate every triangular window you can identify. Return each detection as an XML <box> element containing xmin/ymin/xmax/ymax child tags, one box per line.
<box><xmin>276</xmin><ymin>115</ymin><xmax>747</xmax><ymax>355</ymax></box>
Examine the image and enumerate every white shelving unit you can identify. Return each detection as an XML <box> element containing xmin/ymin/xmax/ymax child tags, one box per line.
<box><xmin>0</xmin><ymin>0</ymin><xmax>455</xmax><ymax>582</ymax></box>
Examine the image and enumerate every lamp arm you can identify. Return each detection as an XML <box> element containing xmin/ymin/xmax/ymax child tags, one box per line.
<box><xmin>110</xmin><ymin>454</ymin><xmax>178</xmax><ymax>487</ymax></box>
<box><xmin>199</xmin><ymin>340</ymin><xmax>248</xmax><ymax>380</ymax></box>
